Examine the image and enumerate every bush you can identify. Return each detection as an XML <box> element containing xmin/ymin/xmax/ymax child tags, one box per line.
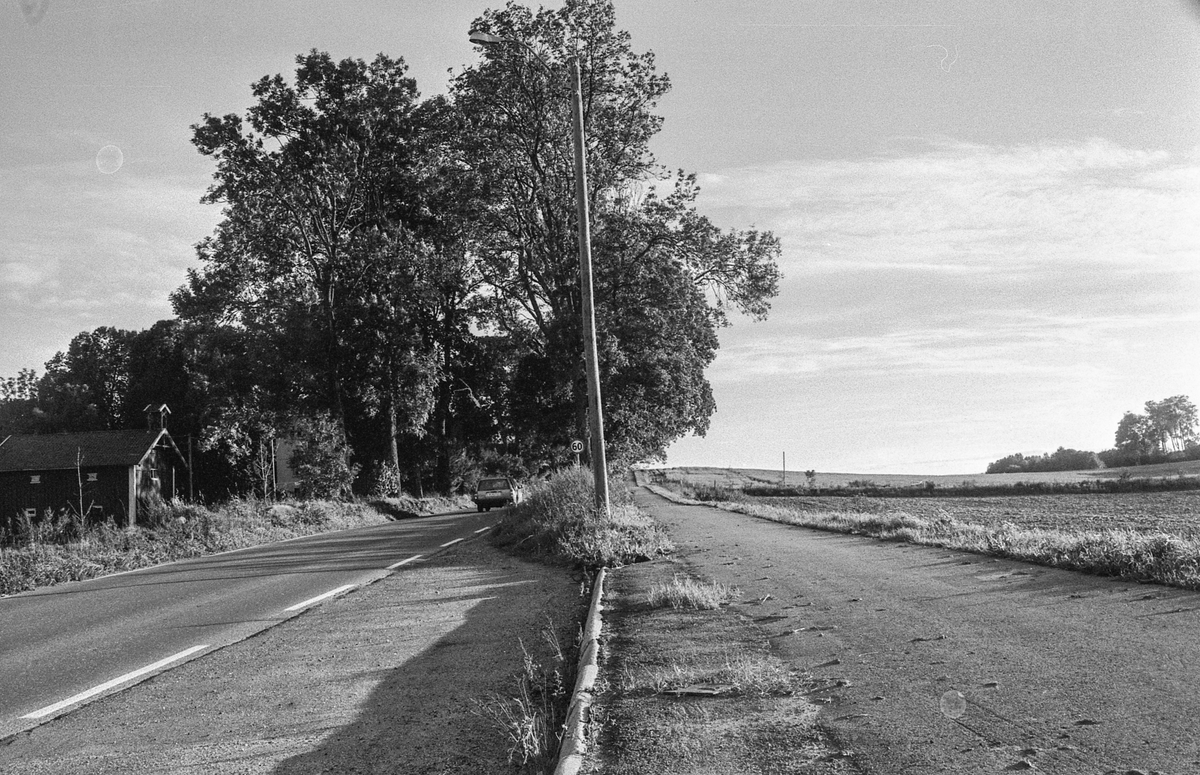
<box><xmin>289</xmin><ymin>414</ymin><xmax>360</xmax><ymax>500</ymax></box>
<box><xmin>490</xmin><ymin>468</ymin><xmax>673</xmax><ymax>568</ymax></box>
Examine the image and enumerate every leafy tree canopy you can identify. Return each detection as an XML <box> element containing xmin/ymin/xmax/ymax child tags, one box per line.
<box><xmin>454</xmin><ymin>0</ymin><xmax>780</xmax><ymax>465</ymax></box>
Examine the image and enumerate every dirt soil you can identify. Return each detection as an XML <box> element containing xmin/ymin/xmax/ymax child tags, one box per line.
<box><xmin>0</xmin><ymin>537</ymin><xmax>584</xmax><ymax>774</ymax></box>
<box><xmin>588</xmin><ymin>558</ymin><xmax>857</xmax><ymax>774</ymax></box>
<box><xmin>761</xmin><ymin>491</ymin><xmax>1200</xmax><ymax>537</ymax></box>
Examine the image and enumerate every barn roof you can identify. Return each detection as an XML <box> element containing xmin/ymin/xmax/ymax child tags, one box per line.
<box><xmin>0</xmin><ymin>429</ymin><xmax>179</xmax><ymax>473</ymax></box>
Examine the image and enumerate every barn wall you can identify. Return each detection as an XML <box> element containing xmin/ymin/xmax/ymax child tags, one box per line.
<box><xmin>0</xmin><ymin>466</ymin><xmax>131</xmax><ymax>533</ymax></box>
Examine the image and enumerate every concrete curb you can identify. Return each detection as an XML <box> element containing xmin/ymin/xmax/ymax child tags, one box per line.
<box><xmin>553</xmin><ymin>566</ymin><xmax>606</xmax><ymax>775</ymax></box>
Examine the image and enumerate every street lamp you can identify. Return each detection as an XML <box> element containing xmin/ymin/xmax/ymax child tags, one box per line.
<box><xmin>469</xmin><ymin>30</ymin><xmax>610</xmax><ymax>514</ymax></box>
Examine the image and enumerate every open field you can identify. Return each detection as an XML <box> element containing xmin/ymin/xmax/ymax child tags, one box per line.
<box><xmin>760</xmin><ymin>492</ymin><xmax>1200</xmax><ymax>538</ymax></box>
<box><xmin>649</xmin><ymin>466</ymin><xmax>1200</xmax><ymax>539</ymax></box>
<box><xmin>643</xmin><ymin>466</ymin><xmax>1200</xmax><ymax>591</ymax></box>
<box><xmin>657</xmin><ymin>460</ymin><xmax>1200</xmax><ymax>490</ymax></box>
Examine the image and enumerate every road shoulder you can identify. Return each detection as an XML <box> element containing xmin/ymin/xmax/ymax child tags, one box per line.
<box><xmin>588</xmin><ymin>557</ymin><xmax>857</xmax><ymax>774</ymax></box>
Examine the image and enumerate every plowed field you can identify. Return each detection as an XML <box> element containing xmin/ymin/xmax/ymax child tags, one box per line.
<box><xmin>761</xmin><ymin>491</ymin><xmax>1200</xmax><ymax>537</ymax></box>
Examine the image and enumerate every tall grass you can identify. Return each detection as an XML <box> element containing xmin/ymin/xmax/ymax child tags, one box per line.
<box><xmin>648</xmin><ymin>484</ymin><xmax>1200</xmax><ymax>591</ymax></box>
<box><xmin>0</xmin><ymin>498</ymin><xmax>394</xmax><ymax>597</ymax></box>
<box><xmin>491</xmin><ymin>467</ymin><xmax>673</xmax><ymax>568</ymax></box>
<box><xmin>474</xmin><ymin>624</ymin><xmax>572</xmax><ymax>772</ymax></box>
<box><xmin>648</xmin><ymin>574</ymin><xmax>738</xmax><ymax>610</ymax></box>
<box><xmin>615</xmin><ymin>647</ymin><xmax>796</xmax><ymax>698</ymax></box>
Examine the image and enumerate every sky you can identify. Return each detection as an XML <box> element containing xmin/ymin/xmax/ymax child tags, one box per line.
<box><xmin>2</xmin><ymin>0</ymin><xmax>1199</xmax><ymax>475</ymax></box>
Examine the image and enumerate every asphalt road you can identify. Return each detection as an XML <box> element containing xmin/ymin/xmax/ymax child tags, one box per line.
<box><xmin>0</xmin><ymin>509</ymin><xmax>494</xmax><ymax>740</ymax></box>
<box><xmin>636</xmin><ymin>487</ymin><xmax>1200</xmax><ymax>774</ymax></box>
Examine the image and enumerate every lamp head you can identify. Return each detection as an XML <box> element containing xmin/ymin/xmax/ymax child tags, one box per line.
<box><xmin>469</xmin><ymin>30</ymin><xmax>505</xmax><ymax>46</ymax></box>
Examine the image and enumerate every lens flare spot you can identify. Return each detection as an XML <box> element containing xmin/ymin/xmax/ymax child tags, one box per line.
<box><xmin>939</xmin><ymin>690</ymin><xmax>967</xmax><ymax>719</ymax></box>
<box><xmin>96</xmin><ymin>145</ymin><xmax>124</xmax><ymax>174</ymax></box>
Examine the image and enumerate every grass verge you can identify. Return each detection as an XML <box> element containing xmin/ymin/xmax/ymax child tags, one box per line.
<box><xmin>0</xmin><ymin>494</ymin><xmax>462</xmax><ymax>597</ymax></box>
<box><xmin>592</xmin><ymin>561</ymin><xmax>856</xmax><ymax>773</ymax></box>
<box><xmin>647</xmin><ymin>483</ymin><xmax>1200</xmax><ymax>592</ymax></box>
<box><xmin>484</xmin><ymin>468</ymin><xmax>674</xmax><ymax>773</ymax></box>
<box><xmin>490</xmin><ymin>468</ymin><xmax>673</xmax><ymax>569</ymax></box>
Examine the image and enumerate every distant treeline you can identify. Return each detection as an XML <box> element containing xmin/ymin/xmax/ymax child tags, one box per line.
<box><xmin>986</xmin><ymin>396</ymin><xmax>1199</xmax><ymax>474</ymax></box>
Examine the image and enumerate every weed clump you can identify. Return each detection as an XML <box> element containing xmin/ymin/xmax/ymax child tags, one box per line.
<box><xmin>648</xmin><ymin>574</ymin><xmax>737</xmax><ymax>610</ymax></box>
<box><xmin>491</xmin><ymin>468</ymin><xmax>672</xmax><ymax>568</ymax></box>
<box><xmin>474</xmin><ymin>624</ymin><xmax>572</xmax><ymax>770</ymax></box>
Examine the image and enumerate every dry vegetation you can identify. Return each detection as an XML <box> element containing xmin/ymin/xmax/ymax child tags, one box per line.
<box><xmin>647</xmin><ymin>574</ymin><xmax>738</xmax><ymax>611</ymax></box>
<box><xmin>490</xmin><ymin>467</ymin><xmax>673</xmax><ymax>569</ymax></box>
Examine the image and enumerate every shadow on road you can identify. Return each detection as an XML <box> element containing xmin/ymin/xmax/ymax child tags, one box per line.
<box><xmin>271</xmin><ymin>544</ymin><xmax>583</xmax><ymax>774</ymax></box>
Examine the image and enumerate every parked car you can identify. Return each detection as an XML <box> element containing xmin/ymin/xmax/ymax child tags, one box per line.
<box><xmin>473</xmin><ymin>476</ymin><xmax>523</xmax><ymax>512</ymax></box>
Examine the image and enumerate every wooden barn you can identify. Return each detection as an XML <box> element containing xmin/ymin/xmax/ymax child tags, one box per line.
<box><xmin>0</xmin><ymin>422</ymin><xmax>188</xmax><ymax>531</ymax></box>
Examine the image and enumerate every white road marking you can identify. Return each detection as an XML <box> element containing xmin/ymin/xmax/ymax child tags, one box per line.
<box><xmin>474</xmin><ymin>526</ymin><xmax>491</xmax><ymax>534</ymax></box>
<box><xmin>387</xmin><ymin>554</ymin><xmax>423</xmax><ymax>570</ymax></box>
<box><xmin>284</xmin><ymin>584</ymin><xmax>356</xmax><ymax>612</ymax></box>
<box><xmin>440</xmin><ymin>538</ymin><xmax>464</xmax><ymax>548</ymax></box>
<box><xmin>23</xmin><ymin>644</ymin><xmax>210</xmax><ymax>719</ymax></box>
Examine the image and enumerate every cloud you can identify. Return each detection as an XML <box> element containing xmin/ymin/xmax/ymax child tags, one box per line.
<box><xmin>0</xmin><ymin>160</ymin><xmax>218</xmax><ymax>372</ymax></box>
<box><xmin>671</xmin><ymin>138</ymin><xmax>1200</xmax><ymax>472</ymax></box>
<box><xmin>697</xmin><ymin>138</ymin><xmax>1200</xmax><ymax>275</ymax></box>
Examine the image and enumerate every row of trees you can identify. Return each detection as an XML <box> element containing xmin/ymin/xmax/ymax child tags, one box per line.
<box><xmin>986</xmin><ymin>395</ymin><xmax>1199</xmax><ymax>474</ymax></box>
<box><xmin>0</xmin><ymin>0</ymin><xmax>781</xmax><ymax>500</ymax></box>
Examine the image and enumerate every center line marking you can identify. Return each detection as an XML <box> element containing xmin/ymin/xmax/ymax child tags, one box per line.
<box><xmin>440</xmin><ymin>538</ymin><xmax>464</xmax><ymax>548</ymax></box>
<box><xmin>23</xmin><ymin>644</ymin><xmax>210</xmax><ymax>719</ymax></box>
<box><xmin>387</xmin><ymin>554</ymin><xmax>423</xmax><ymax>570</ymax></box>
<box><xmin>474</xmin><ymin>526</ymin><xmax>491</xmax><ymax>534</ymax></box>
<box><xmin>285</xmin><ymin>584</ymin><xmax>356</xmax><ymax>612</ymax></box>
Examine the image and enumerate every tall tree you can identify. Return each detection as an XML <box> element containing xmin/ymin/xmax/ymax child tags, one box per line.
<box><xmin>0</xmin><ymin>368</ymin><xmax>40</xmax><ymax>435</ymax></box>
<box><xmin>1144</xmin><ymin>395</ymin><xmax>1198</xmax><ymax>453</ymax></box>
<box><xmin>1114</xmin><ymin>410</ymin><xmax>1155</xmax><ymax>461</ymax></box>
<box><xmin>175</xmin><ymin>51</ymin><xmax>448</xmax><ymax>482</ymax></box>
<box><xmin>454</xmin><ymin>0</ymin><xmax>780</xmax><ymax>467</ymax></box>
<box><xmin>36</xmin><ymin>327</ymin><xmax>137</xmax><ymax>432</ymax></box>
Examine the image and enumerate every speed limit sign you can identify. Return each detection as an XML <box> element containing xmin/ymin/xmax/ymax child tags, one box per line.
<box><xmin>570</xmin><ymin>440</ymin><xmax>584</xmax><ymax>453</ymax></box>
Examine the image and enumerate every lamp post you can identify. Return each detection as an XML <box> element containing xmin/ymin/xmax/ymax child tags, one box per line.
<box><xmin>469</xmin><ymin>30</ymin><xmax>610</xmax><ymax>514</ymax></box>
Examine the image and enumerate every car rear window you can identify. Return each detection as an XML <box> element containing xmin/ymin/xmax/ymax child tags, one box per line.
<box><xmin>478</xmin><ymin>478</ymin><xmax>509</xmax><ymax>490</ymax></box>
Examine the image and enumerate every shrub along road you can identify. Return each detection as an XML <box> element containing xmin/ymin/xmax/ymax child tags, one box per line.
<box><xmin>633</xmin><ymin>487</ymin><xmax>1200</xmax><ymax>774</ymax></box>
<box><xmin>0</xmin><ymin>509</ymin><xmax>495</xmax><ymax>740</ymax></box>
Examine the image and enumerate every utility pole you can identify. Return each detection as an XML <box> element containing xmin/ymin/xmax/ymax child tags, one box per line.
<box><xmin>571</xmin><ymin>59</ymin><xmax>609</xmax><ymax>514</ymax></box>
<box><xmin>468</xmin><ymin>30</ymin><xmax>610</xmax><ymax>515</ymax></box>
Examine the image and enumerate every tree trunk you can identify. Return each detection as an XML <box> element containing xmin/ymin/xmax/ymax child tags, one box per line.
<box><xmin>434</xmin><ymin>378</ymin><xmax>452</xmax><ymax>494</ymax></box>
<box><xmin>388</xmin><ymin>397</ymin><xmax>400</xmax><ymax>473</ymax></box>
